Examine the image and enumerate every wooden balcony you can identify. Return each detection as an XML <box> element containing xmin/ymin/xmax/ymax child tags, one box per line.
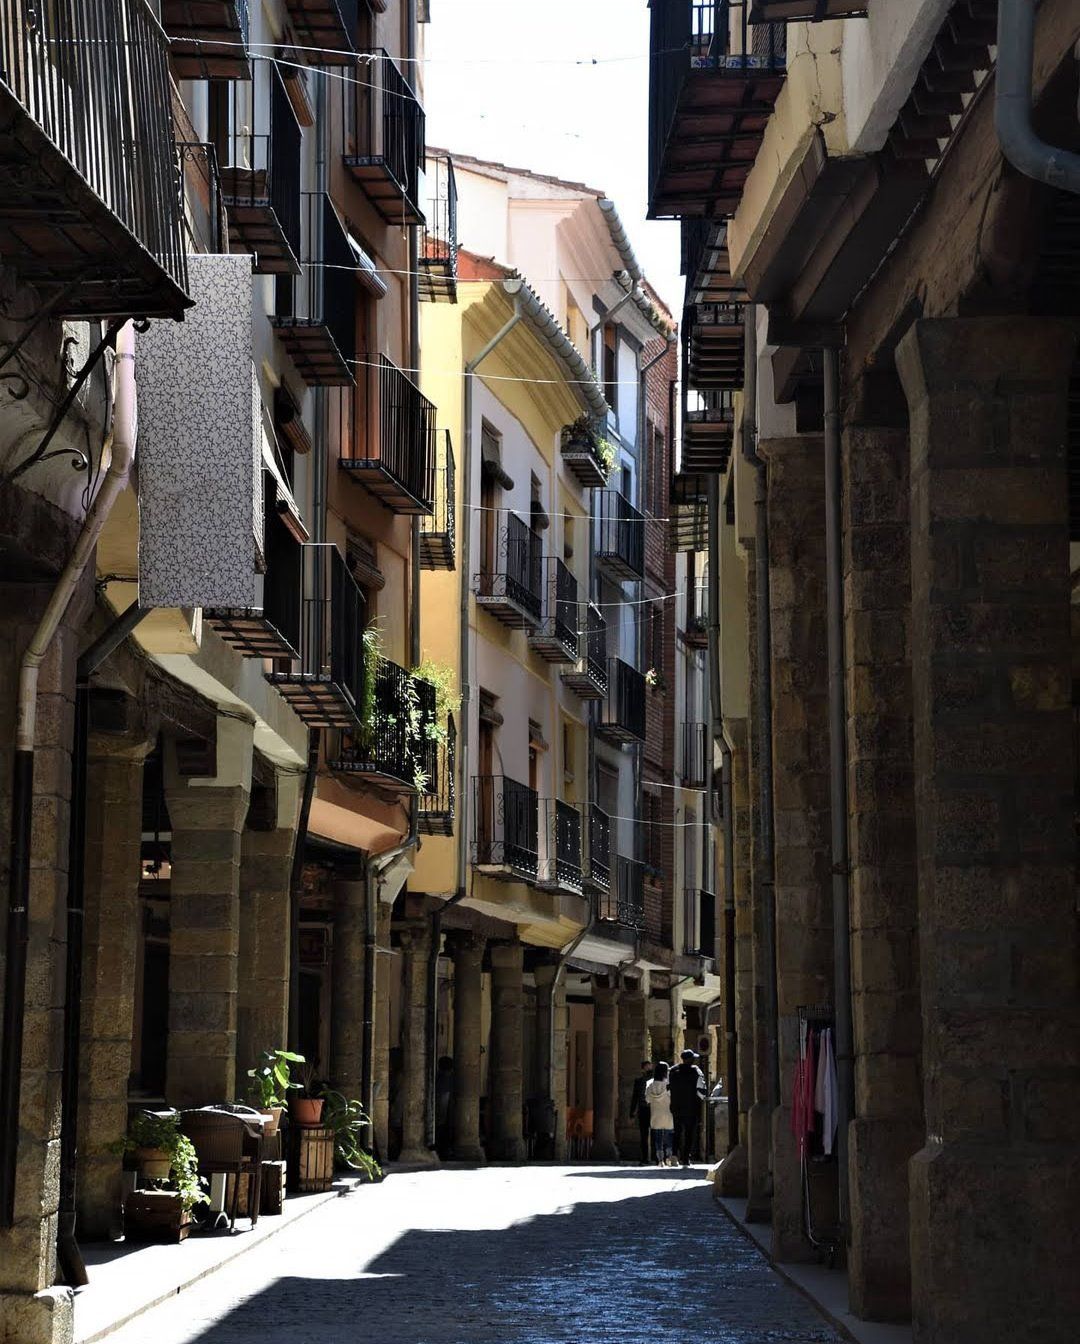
<box><xmin>163</xmin><ymin>0</ymin><xmax>252</xmax><ymax>80</ymax></box>
<box><xmin>669</xmin><ymin>470</ymin><xmax>709</xmax><ymax>552</ymax></box>
<box><xmin>748</xmin><ymin>0</ymin><xmax>865</xmax><ymax>19</ymax></box>
<box><xmin>686</xmin><ymin>302</ymin><xmax>745</xmax><ymax>390</ymax></box>
<box><xmin>648</xmin><ymin>0</ymin><xmax>786</xmax><ymax>220</ymax></box>
<box><xmin>342</xmin><ymin>49</ymin><xmax>425</xmax><ymax>225</ymax></box>
<box><xmin>0</xmin><ymin>0</ymin><xmax>189</xmax><ymax>318</ymax></box>
<box><xmin>682</xmin><ymin>218</ymin><xmax>747</xmax><ymax>306</ymax></box>
<box><xmin>282</xmin><ymin>0</ymin><xmax>358</xmax><ymax>65</ymax></box>
<box><xmin>682</xmin><ymin>388</ymin><xmax>735</xmax><ymax>474</ymax></box>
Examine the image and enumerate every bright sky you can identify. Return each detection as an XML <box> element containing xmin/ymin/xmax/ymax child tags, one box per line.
<box><xmin>423</xmin><ymin>0</ymin><xmax>683</xmax><ymax>318</ymax></box>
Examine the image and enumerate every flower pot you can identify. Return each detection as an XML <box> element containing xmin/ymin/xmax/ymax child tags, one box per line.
<box><xmin>124</xmin><ymin>1189</ymin><xmax>191</xmax><ymax>1244</ymax></box>
<box><xmin>133</xmin><ymin>1146</ymin><xmax>172</xmax><ymax>1181</ymax></box>
<box><xmin>289</xmin><ymin>1097</ymin><xmax>325</xmax><ymax>1127</ymax></box>
<box><xmin>259</xmin><ymin>1106</ymin><xmax>284</xmax><ymax>1136</ymax></box>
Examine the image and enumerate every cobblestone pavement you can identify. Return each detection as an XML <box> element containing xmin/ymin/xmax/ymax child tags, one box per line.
<box><xmin>93</xmin><ymin>1166</ymin><xmax>840</xmax><ymax>1344</ymax></box>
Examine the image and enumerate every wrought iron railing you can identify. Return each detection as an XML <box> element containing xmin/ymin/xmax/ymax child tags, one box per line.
<box><xmin>540</xmin><ymin>799</ymin><xmax>583</xmax><ymax>891</ymax></box>
<box><xmin>418</xmin><ymin>712</ymin><xmax>456</xmax><ymax>833</ymax></box>
<box><xmin>588</xmin><ymin>804</ymin><xmax>611</xmax><ymax>890</ymax></box>
<box><xmin>337</xmin><ymin>355</ymin><xmax>437</xmax><ymax>511</ymax></box>
<box><xmin>599</xmin><ymin>855</ymin><xmax>645</xmax><ymax>929</ymax></box>
<box><xmin>476</xmin><ymin>512</ymin><xmax>544</xmax><ymax>623</ymax></box>
<box><xmin>332</xmin><ymin>658</ymin><xmax>432</xmax><ymax>790</ymax></box>
<box><xmin>683</xmin><ymin>888</ymin><xmax>717</xmax><ymax>957</ymax></box>
<box><xmin>473</xmin><ymin>776</ymin><xmax>539</xmax><ymax>877</ymax></box>
<box><xmin>596</xmin><ymin>490</ymin><xmax>645</xmax><ymax>580</ymax></box>
<box><xmin>214</xmin><ymin>65</ymin><xmax>302</xmax><ymax>265</ymax></box>
<box><xmin>601</xmin><ymin>658</ymin><xmax>647</xmax><ymax>742</ymax></box>
<box><xmin>177</xmin><ymin>141</ymin><xmax>226</xmax><ymax>255</ymax></box>
<box><xmin>419</xmin><ymin>431</ymin><xmax>456</xmax><ymax>564</ymax></box>
<box><xmin>275</xmin><ymin>192</ymin><xmax>357</xmax><ymax>371</ymax></box>
<box><xmin>530</xmin><ymin>558</ymin><xmax>579</xmax><ymax>659</ymax></box>
<box><xmin>685</xmin><ymin>580</ymin><xmax>708</xmax><ymax>639</ymax></box>
<box><xmin>343</xmin><ymin>48</ymin><xmax>425</xmax><ymax>218</ymax></box>
<box><xmin>583</xmin><ymin>605</ymin><xmax>608</xmax><ymax>687</ymax></box>
<box><xmin>681</xmin><ymin>721</ymin><xmax>708</xmax><ymax>789</ymax></box>
<box><xmin>0</xmin><ymin>0</ymin><xmax>189</xmax><ymax>301</ymax></box>
<box><xmin>420</xmin><ymin>153</ymin><xmax>458</xmax><ymax>300</ymax></box>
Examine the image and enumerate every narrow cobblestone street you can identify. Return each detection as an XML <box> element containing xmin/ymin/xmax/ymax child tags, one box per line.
<box><xmin>85</xmin><ymin>1168</ymin><xmax>840</xmax><ymax>1344</ymax></box>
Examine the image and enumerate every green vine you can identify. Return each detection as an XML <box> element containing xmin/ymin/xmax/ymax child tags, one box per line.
<box><xmin>110</xmin><ymin>1112</ymin><xmax>207</xmax><ymax>1213</ymax></box>
<box><xmin>359</xmin><ymin>624</ymin><xmax>383</xmax><ymax>747</ymax></box>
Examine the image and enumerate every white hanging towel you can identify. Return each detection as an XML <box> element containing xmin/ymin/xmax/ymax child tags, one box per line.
<box><xmin>821</xmin><ymin>1028</ymin><xmax>838</xmax><ymax>1156</ymax></box>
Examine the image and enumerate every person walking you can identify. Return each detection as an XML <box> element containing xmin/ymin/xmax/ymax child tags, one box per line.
<box><xmin>629</xmin><ymin>1060</ymin><xmax>654</xmax><ymax>1164</ymax></box>
<box><xmin>644</xmin><ymin>1062</ymin><xmax>676</xmax><ymax>1167</ymax></box>
<box><xmin>668</xmin><ymin>1048</ymin><xmax>707</xmax><ymax>1167</ymax></box>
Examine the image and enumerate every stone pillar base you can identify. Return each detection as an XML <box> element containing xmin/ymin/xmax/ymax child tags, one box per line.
<box><xmin>0</xmin><ymin>1288</ymin><xmax>74</xmax><ymax>1344</ymax></box>
<box><xmin>591</xmin><ymin>1140</ymin><xmax>620</xmax><ymax>1163</ymax></box>
<box><xmin>716</xmin><ymin>1142</ymin><xmax>748</xmax><ymax>1197</ymax></box>
<box><xmin>910</xmin><ymin>1142</ymin><xmax>1080</xmax><ymax>1344</ymax></box>
<box><xmin>488</xmin><ymin>1139</ymin><xmax>526</xmax><ymax>1164</ymax></box>
<box><xmin>849</xmin><ymin>1116</ymin><xmax>921</xmax><ymax>1322</ymax></box>
<box><xmin>397</xmin><ymin>1147</ymin><xmax>439</xmax><ymax>1167</ymax></box>
<box><xmin>451</xmin><ymin>1143</ymin><xmax>486</xmax><ymax>1164</ymax></box>
<box><xmin>770</xmin><ymin>1105</ymin><xmax>813</xmax><ymax>1263</ymax></box>
<box><xmin>745</xmin><ymin>1100</ymin><xmax>773</xmax><ymax>1222</ymax></box>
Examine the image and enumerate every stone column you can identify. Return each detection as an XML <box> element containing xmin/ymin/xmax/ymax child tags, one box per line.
<box><xmin>842</xmin><ymin>399</ymin><xmax>923</xmax><ymax>1321</ymax></box>
<box><xmin>398</xmin><ymin>923</ymin><xmax>437</xmax><ymax>1165</ymax></box>
<box><xmin>371</xmin><ymin>898</ymin><xmax>393</xmax><ymax>1158</ymax></box>
<box><xmin>329</xmin><ymin>870</ymin><xmax>367</xmax><ymax>1098</ymax></box>
<box><xmin>616</xmin><ymin>979</ymin><xmax>648</xmax><ymax>1156</ymax></box>
<box><xmin>163</xmin><ymin>718</ymin><xmax>253</xmax><ymax>1108</ymax></box>
<box><xmin>533</xmin><ymin>961</ymin><xmax>568</xmax><ymax>1161</ymax></box>
<box><xmin>76</xmin><ymin>716</ymin><xmax>151</xmax><ymax>1240</ymax></box>
<box><xmin>449</xmin><ymin>932</ymin><xmax>485</xmax><ymax>1161</ymax></box>
<box><xmin>897</xmin><ymin>317</ymin><xmax>1080</xmax><ymax>1344</ymax></box>
<box><xmin>719</xmin><ymin>716</ymin><xmax>751</xmax><ymax>1196</ymax></box>
<box><xmin>237</xmin><ymin>774</ymin><xmax>300</xmax><ymax>1085</ymax></box>
<box><xmin>487</xmin><ymin>942</ymin><xmax>525</xmax><ymax>1162</ymax></box>
<box><xmin>760</xmin><ymin>434</ymin><xmax>833</xmax><ymax>1263</ymax></box>
<box><xmin>591</xmin><ymin>979</ymin><xmax>620</xmax><ymax>1161</ymax></box>
<box><xmin>0</xmin><ymin>575</ymin><xmax>88</xmax><ymax>1344</ymax></box>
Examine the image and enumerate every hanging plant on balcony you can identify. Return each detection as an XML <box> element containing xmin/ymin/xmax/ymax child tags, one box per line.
<box><xmin>406</xmin><ymin>659</ymin><xmax>457</xmax><ymax>792</ymax></box>
<box><xmin>595</xmin><ymin>436</ymin><xmax>617</xmax><ymax>479</ymax></box>
<box><xmin>644</xmin><ymin>667</ymin><xmax>667</xmax><ymax>694</ymax></box>
<box><xmin>359</xmin><ymin>624</ymin><xmax>384</xmax><ymax>748</ymax></box>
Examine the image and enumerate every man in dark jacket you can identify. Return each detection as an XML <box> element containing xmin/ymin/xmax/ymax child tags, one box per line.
<box><xmin>628</xmin><ymin>1060</ymin><xmax>653</xmax><ymax>1164</ymax></box>
<box><xmin>668</xmin><ymin>1048</ymin><xmax>707</xmax><ymax>1166</ymax></box>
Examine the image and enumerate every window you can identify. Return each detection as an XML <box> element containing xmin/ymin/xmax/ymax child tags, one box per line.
<box><xmin>564</xmin><ymin>514</ymin><xmax>575</xmax><ymax>562</ymax></box>
<box><xmin>603</xmin><ymin>324</ymin><xmax>618</xmax><ymax>414</ymax></box>
<box><xmin>480</xmin><ymin>423</ymin><xmax>501</xmax><ymax>580</ymax></box>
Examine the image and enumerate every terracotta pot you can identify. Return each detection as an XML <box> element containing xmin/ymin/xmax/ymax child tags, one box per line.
<box><xmin>289</xmin><ymin>1097</ymin><xmax>325</xmax><ymax>1127</ymax></box>
<box><xmin>259</xmin><ymin>1107</ymin><xmax>284</xmax><ymax>1136</ymax></box>
<box><xmin>133</xmin><ymin>1146</ymin><xmax>172</xmax><ymax>1181</ymax></box>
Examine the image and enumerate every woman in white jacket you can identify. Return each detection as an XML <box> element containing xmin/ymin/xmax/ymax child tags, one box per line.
<box><xmin>644</xmin><ymin>1061</ymin><xmax>675</xmax><ymax>1166</ymax></box>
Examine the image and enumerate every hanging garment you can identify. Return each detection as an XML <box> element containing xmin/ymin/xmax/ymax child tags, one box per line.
<box><xmin>815</xmin><ymin>1027</ymin><xmax>838</xmax><ymax>1156</ymax></box>
<box><xmin>790</xmin><ymin>1022</ymin><xmax>817</xmax><ymax>1156</ymax></box>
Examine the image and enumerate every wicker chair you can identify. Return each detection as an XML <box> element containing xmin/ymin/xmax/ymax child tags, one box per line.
<box><xmin>178</xmin><ymin>1110</ymin><xmax>262</xmax><ymax>1232</ymax></box>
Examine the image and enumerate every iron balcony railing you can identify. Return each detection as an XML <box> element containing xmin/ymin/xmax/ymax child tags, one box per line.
<box><xmin>272</xmin><ymin>191</ymin><xmax>357</xmax><ymax>385</ymax></box>
<box><xmin>473</xmin><ymin>776</ymin><xmax>539</xmax><ymax>879</ymax></box>
<box><xmin>598</xmin><ymin>658</ymin><xmax>646</xmax><ymax>745</ymax></box>
<box><xmin>265</xmin><ymin>543</ymin><xmax>365</xmax><ymax>729</ymax></box>
<box><xmin>684</xmin><ymin>888</ymin><xmax>717</xmax><ymax>958</ymax></box>
<box><xmin>177</xmin><ymin>141</ymin><xmax>227</xmax><ymax>256</ymax></box>
<box><xmin>587</xmin><ymin>804</ymin><xmax>611</xmax><ymax>891</ymax></box>
<box><xmin>540</xmin><ymin>799</ymin><xmax>583</xmax><ymax>893</ymax></box>
<box><xmin>475</xmin><ymin>512</ymin><xmax>544</xmax><ymax>628</ymax></box>
<box><xmin>528</xmin><ymin>558</ymin><xmax>579</xmax><ymax>662</ymax></box>
<box><xmin>684</xmin><ymin>580</ymin><xmax>708</xmax><ymax>645</ymax></box>
<box><xmin>418</xmin><ymin>712</ymin><xmax>456</xmax><ymax>836</ymax></box>
<box><xmin>331</xmin><ymin>658</ymin><xmax>435</xmax><ymax>794</ymax></box>
<box><xmin>599</xmin><ymin>856</ymin><xmax>645</xmax><ymax>930</ymax></box>
<box><xmin>561</xmin><ymin>603</ymin><xmax>608</xmax><ymax>699</ymax></box>
<box><xmin>648</xmin><ymin>1</ymin><xmax>786</xmax><ymax>220</ymax></box>
<box><xmin>681</xmin><ymin>721</ymin><xmax>708</xmax><ymax>789</ymax></box>
<box><xmin>337</xmin><ymin>355</ymin><xmax>437</xmax><ymax>514</ymax></box>
<box><xmin>420</xmin><ymin>153</ymin><xmax>457</xmax><ymax>302</ymax></box>
<box><xmin>596</xmin><ymin>490</ymin><xmax>645</xmax><ymax>581</ymax></box>
<box><xmin>342</xmin><ymin>48</ymin><xmax>425</xmax><ymax>224</ymax></box>
<box><xmin>214</xmin><ymin>66</ymin><xmax>303</xmax><ymax>273</ymax></box>
<box><xmin>0</xmin><ymin>0</ymin><xmax>189</xmax><ymax>317</ymax></box>
<box><xmin>418</xmin><ymin>431</ymin><xmax>456</xmax><ymax>569</ymax></box>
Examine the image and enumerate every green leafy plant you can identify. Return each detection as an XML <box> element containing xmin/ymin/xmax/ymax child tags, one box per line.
<box><xmin>247</xmin><ymin>1048</ymin><xmax>306</xmax><ymax>1109</ymax></box>
<box><xmin>408</xmin><ymin>658</ymin><xmax>457</xmax><ymax>792</ymax></box>
<box><xmin>110</xmin><ymin>1113</ymin><xmax>207</xmax><ymax>1213</ymax></box>
<box><xmin>359</xmin><ymin>624</ymin><xmax>384</xmax><ymax>746</ymax></box>
<box><xmin>320</xmin><ymin>1089</ymin><xmax>382</xmax><ymax>1182</ymax></box>
<box><xmin>595</xmin><ymin>436</ymin><xmax>618</xmax><ymax>478</ymax></box>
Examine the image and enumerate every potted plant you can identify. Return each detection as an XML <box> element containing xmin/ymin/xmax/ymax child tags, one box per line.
<box><xmin>111</xmin><ymin>1113</ymin><xmax>207</xmax><ymax>1242</ymax></box>
<box><xmin>289</xmin><ymin>1063</ymin><xmax>326</xmax><ymax>1127</ymax></box>
<box><xmin>321</xmin><ymin>1090</ymin><xmax>382</xmax><ymax>1183</ymax></box>
<box><xmin>247</xmin><ymin>1047</ymin><xmax>305</xmax><ymax>1135</ymax></box>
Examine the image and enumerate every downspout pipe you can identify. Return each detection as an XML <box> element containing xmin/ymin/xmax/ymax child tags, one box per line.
<box><xmin>996</xmin><ymin>0</ymin><xmax>1080</xmax><ymax>194</ymax></box>
<box><xmin>1</xmin><ymin>322</ymin><xmax>135</xmax><ymax>1229</ymax></box>
<box><xmin>823</xmin><ymin>346</ymin><xmax>854</xmax><ymax>1232</ymax></box>
<box><xmin>57</xmin><ymin>599</ymin><xmax>149</xmax><ymax>1285</ymax></box>
<box><xmin>706</xmin><ymin>473</ymin><xmax>738</xmax><ymax>1152</ymax></box>
<box><xmin>739</xmin><ymin>306</ymin><xmax>779</xmax><ymax>1114</ymax></box>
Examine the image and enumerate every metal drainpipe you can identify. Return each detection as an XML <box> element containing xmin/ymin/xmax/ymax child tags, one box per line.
<box><xmin>56</xmin><ymin>600</ymin><xmax>150</xmax><ymax>1286</ymax></box>
<box><xmin>706</xmin><ymin>470</ymin><xmax>738</xmax><ymax>1152</ymax></box>
<box><xmin>996</xmin><ymin>0</ymin><xmax>1080</xmax><ymax>194</ymax></box>
<box><xmin>823</xmin><ymin>346</ymin><xmax>854</xmax><ymax>1231</ymax></box>
<box><xmin>740</xmin><ymin>306</ymin><xmax>779</xmax><ymax>1114</ymax></box>
<box><xmin>1</xmin><ymin>322</ymin><xmax>135</xmax><ymax>1229</ymax></box>
<box><xmin>424</xmin><ymin>287</ymin><xmax>524</xmax><ymax>1148</ymax></box>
